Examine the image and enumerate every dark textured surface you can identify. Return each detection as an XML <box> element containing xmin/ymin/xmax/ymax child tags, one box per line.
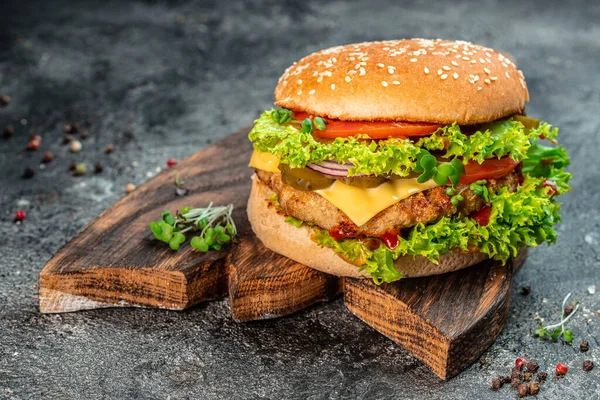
<box><xmin>0</xmin><ymin>0</ymin><xmax>599</xmax><ymax>398</ymax></box>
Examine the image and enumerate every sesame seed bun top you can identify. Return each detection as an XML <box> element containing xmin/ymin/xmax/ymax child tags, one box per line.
<box><xmin>274</xmin><ymin>39</ymin><xmax>529</xmax><ymax>124</ymax></box>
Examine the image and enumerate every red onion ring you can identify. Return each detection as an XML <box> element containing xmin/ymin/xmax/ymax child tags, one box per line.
<box><xmin>306</xmin><ymin>161</ymin><xmax>371</xmax><ymax>178</ymax></box>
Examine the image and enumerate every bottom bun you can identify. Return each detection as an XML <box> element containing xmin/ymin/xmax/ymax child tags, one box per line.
<box><xmin>247</xmin><ymin>174</ymin><xmax>489</xmax><ymax>278</ymax></box>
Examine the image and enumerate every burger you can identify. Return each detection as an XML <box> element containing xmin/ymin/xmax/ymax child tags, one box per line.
<box><xmin>246</xmin><ymin>39</ymin><xmax>570</xmax><ymax>284</ymax></box>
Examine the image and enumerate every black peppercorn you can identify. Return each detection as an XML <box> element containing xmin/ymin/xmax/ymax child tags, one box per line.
<box><xmin>511</xmin><ymin>378</ymin><xmax>520</xmax><ymax>388</ymax></box>
<box><xmin>529</xmin><ymin>381</ymin><xmax>540</xmax><ymax>395</ymax></box>
<box><xmin>580</xmin><ymin>341</ymin><xmax>589</xmax><ymax>352</ymax></box>
<box><xmin>3</xmin><ymin>125</ymin><xmax>15</xmax><ymax>137</ymax></box>
<box><xmin>521</xmin><ymin>285</ymin><xmax>531</xmax><ymax>295</ymax></box>
<box><xmin>583</xmin><ymin>360</ymin><xmax>594</xmax><ymax>372</ymax></box>
<box><xmin>526</xmin><ymin>360</ymin><xmax>539</xmax><ymax>372</ymax></box>
<box><xmin>536</xmin><ymin>371</ymin><xmax>548</xmax><ymax>382</ymax></box>
<box><xmin>41</xmin><ymin>151</ymin><xmax>54</xmax><ymax>163</ymax></box>
<box><xmin>564</xmin><ymin>305</ymin><xmax>573</xmax><ymax>316</ymax></box>
<box><xmin>491</xmin><ymin>378</ymin><xmax>502</xmax><ymax>390</ymax></box>
<box><xmin>0</xmin><ymin>95</ymin><xmax>10</xmax><ymax>107</ymax></box>
<box><xmin>22</xmin><ymin>167</ymin><xmax>35</xmax><ymax>179</ymax></box>
<box><xmin>517</xmin><ymin>383</ymin><xmax>528</xmax><ymax>397</ymax></box>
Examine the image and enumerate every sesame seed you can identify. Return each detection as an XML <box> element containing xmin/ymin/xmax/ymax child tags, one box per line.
<box><xmin>388</xmin><ymin>68</ymin><xmax>394</xmax><ymax>74</ymax></box>
<box><xmin>348</xmin><ymin>70</ymin><xmax>357</xmax><ymax>75</ymax></box>
<box><xmin>345</xmin><ymin>76</ymin><xmax>351</xmax><ymax>82</ymax></box>
<box><xmin>317</xmin><ymin>76</ymin><xmax>323</xmax><ymax>82</ymax></box>
<box><xmin>381</xmin><ymin>81</ymin><xmax>388</xmax><ymax>87</ymax></box>
<box><xmin>479</xmin><ymin>58</ymin><xmax>486</xmax><ymax>63</ymax></box>
<box><xmin>331</xmin><ymin>83</ymin><xmax>335</xmax><ymax>90</ymax></box>
<box><xmin>437</xmin><ymin>69</ymin><xmax>443</xmax><ymax>75</ymax></box>
<box><xmin>359</xmin><ymin>68</ymin><xmax>366</xmax><ymax>76</ymax></box>
<box><xmin>393</xmin><ymin>80</ymin><xmax>400</xmax><ymax>85</ymax></box>
<box><xmin>471</xmin><ymin>60</ymin><xmax>477</xmax><ymax>64</ymax></box>
<box><xmin>441</xmin><ymin>74</ymin><xmax>448</xmax><ymax>80</ymax></box>
<box><xmin>313</xmin><ymin>71</ymin><xmax>318</xmax><ymax>77</ymax></box>
<box><xmin>462</xmin><ymin>56</ymin><xmax>470</xmax><ymax>61</ymax></box>
<box><xmin>309</xmin><ymin>89</ymin><xmax>316</xmax><ymax>95</ymax></box>
<box><xmin>424</xmin><ymin>67</ymin><xmax>430</xmax><ymax>74</ymax></box>
<box><xmin>410</xmin><ymin>58</ymin><xmax>418</xmax><ymax>62</ymax></box>
<box><xmin>490</xmin><ymin>76</ymin><xmax>498</xmax><ymax>81</ymax></box>
<box><xmin>297</xmin><ymin>79</ymin><xmax>302</xmax><ymax>85</ymax></box>
<box><xmin>453</xmin><ymin>72</ymin><xmax>459</xmax><ymax>79</ymax></box>
<box><xmin>477</xmin><ymin>87</ymin><xmax>482</xmax><ymax>91</ymax></box>
<box><xmin>443</xmin><ymin>66</ymin><xmax>451</xmax><ymax>71</ymax></box>
<box><xmin>377</xmin><ymin>63</ymin><xmax>385</xmax><ymax>68</ymax></box>
<box><xmin>451</xmin><ymin>61</ymin><xmax>459</xmax><ymax>66</ymax></box>
<box><xmin>483</xmin><ymin>67</ymin><xmax>491</xmax><ymax>74</ymax></box>
<box><xmin>505</xmin><ymin>71</ymin><xmax>510</xmax><ymax>79</ymax></box>
<box><xmin>484</xmin><ymin>78</ymin><xmax>491</xmax><ymax>84</ymax></box>
<box><xmin>297</xmin><ymin>90</ymin><xmax>302</xmax><ymax>95</ymax></box>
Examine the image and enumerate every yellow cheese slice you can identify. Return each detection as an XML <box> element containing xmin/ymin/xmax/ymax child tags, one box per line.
<box><xmin>248</xmin><ymin>150</ymin><xmax>439</xmax><ymax>227</ymax></box>
<box><xmin>249</xmin><ymin>150</ymin><xmax>280</xmax><ymax>173</ymax></box>
<box><xmin>315</xmin><ymin>178</ymin><xmax>439</xmax><ymax>227</ymax></box>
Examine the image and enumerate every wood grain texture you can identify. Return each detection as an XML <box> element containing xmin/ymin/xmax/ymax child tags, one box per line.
<box><xmin>228</xmin><ymin>229</ymin><xmax>343</xmax><ymax>322</ymax></box>
<box><xmin>39</xmin><ymin>126</ymin><xmax>343</xmax><ymax>320</ymax></box>
<box><xmin>39</xmin><ymin>127</ymin><xmax>255</xmax><ymax>312</ymax></box>
<box><xmin>344</xmin><ymin>248</ymin><xmax>527</xmax><ymax>380</ymax></box>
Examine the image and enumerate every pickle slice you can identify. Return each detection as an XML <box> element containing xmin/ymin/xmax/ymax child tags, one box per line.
<box><xmin>279</xmin><ymin>164</ymin><xmax>334</xmax><ymax>191</ymax></box>
<box><xmin>338</xmin><ymin>176</ymin><xmax>387</xmax><ymax>188</ymax></box>
<box><xmin>513</xmin><ymin>115</ymin><xmax>540</xmax><ymax>129</ymax></box>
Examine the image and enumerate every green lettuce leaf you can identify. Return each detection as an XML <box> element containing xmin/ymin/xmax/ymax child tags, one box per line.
<box><xmin>249</xmin><ymin>109</ymin><xmax>557</xmax><ymax>177</ymax></box>
<box><xmin>285</xmin><ymin>216</ymin><xmax>305</xmax><ymax>227</ymax></box>
<box><xmin>312</xmin><ymin>159</ymin><xmax>570</xmax><ymax>284</ymax></box>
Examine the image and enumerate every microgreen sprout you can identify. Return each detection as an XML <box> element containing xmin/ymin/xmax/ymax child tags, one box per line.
<box><xmin>174</xmin><ymin>173</ymin><xmax>185</xmax><ymax>188</ymax></box>
<box><xmin>469</xmin><ymin>179</ymin><xmax>490</xmax><ymax>202</ymax></box>
<box><xmin>535</xmin><ymin>292</ymin><xmax>579</xmax><ymax>343</ymax></box>
<box><xmin>149</xmin><ymin>202</ymin><xmax>237</xmax><ymax>251</ymax></box>
<box><xmin>300</xmin><ymin>118</ymin><xmax>314</xmax><ymax>134</ymax></box>
<box><xmin>269</xmin><ymin>108</ymin><xmax>327</xmax><ymax>134</ymax></box>
<box><xmin>270</xmin><ymin>108</ymin><xmax>294</xmax><ymax>125</ymax></box>
<box><xmin>174</xmin><ymin>173</ymin><xmax>189</xmax><ymax>196</ymax></box>
<box><xmin>414</xmin><ymin>149</ymin><xmax>465</xmax><ymax>186</ymax></box>
<box><xmin>313</xmin><ymin>116</ymin><xmax>328</xmax><ymax>131</ymax></box>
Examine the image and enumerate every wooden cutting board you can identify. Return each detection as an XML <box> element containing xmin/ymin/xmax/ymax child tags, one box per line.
<box><xmin>39</xmin><ymin>125</ymin><xmax>526</xmax><ymax>379</ymax></box>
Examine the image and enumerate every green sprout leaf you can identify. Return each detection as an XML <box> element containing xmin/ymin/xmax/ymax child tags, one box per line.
<box><xmin>150</xmin><ymin>203</ymin><xmax>237</xmax><ymax>251</ymax></box>
<box><xmin>564</xmin><ymin>329</ymin><xmax>573</xmax><ymax>343</ymax></box>
<box><xmin>313</xmin><ymin>117</ymin><xmax>327</xmax><ymax>131</ymax></box>
<box><xmin>534</xmin><ymin>323</ymin><xmax>547</xmax><ymax>338</ymax></box>
<box><xmin>270</xmin><ymin>108</ymin><xmax>294</xmax><ymax>125</ymax></box>
<box><xmin>535</xmin><ymin>293</ymin><xmax>580</xmax><ymax>343</ymax></box>
<box><xmin>300</xmin><ymin>118</ymin><xmax>314</xmax><ymax>134</ymax></box>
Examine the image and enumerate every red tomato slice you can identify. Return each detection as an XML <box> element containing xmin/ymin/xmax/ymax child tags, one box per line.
<box><xmin>460</xmin><ymin>158</ymin><xmax>520</xmax><ymax>184</ymax></box>
<box><xmin>470</xmin><ymin>206</ymin><xmax>492</xmax><ymax>226</ymax></box>
<box><xmin>294</xmin><ymin>112</ymin><xmax>443</xmax><ymax>139</ymax></box>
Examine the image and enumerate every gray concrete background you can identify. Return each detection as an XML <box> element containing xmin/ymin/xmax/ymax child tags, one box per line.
<box><xmin>0</xmin><ymin>0</ymin><xmax>598</xmax><ymax>398</ymax></box>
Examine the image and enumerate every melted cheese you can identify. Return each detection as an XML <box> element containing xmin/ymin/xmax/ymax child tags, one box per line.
<box><xmin>249</xmin><ymin>150</ymin><xmax>280</xmax><ymax>173</ymax></box>
<box><xmin>315</xmin><ymin>178</ymin><xmax>439</xmax><ymax>227</ymax></box>
<box><xmin>248</xmin><ymin>150</ymin><xmax>439</xmax><ymax>227</ymax></box>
